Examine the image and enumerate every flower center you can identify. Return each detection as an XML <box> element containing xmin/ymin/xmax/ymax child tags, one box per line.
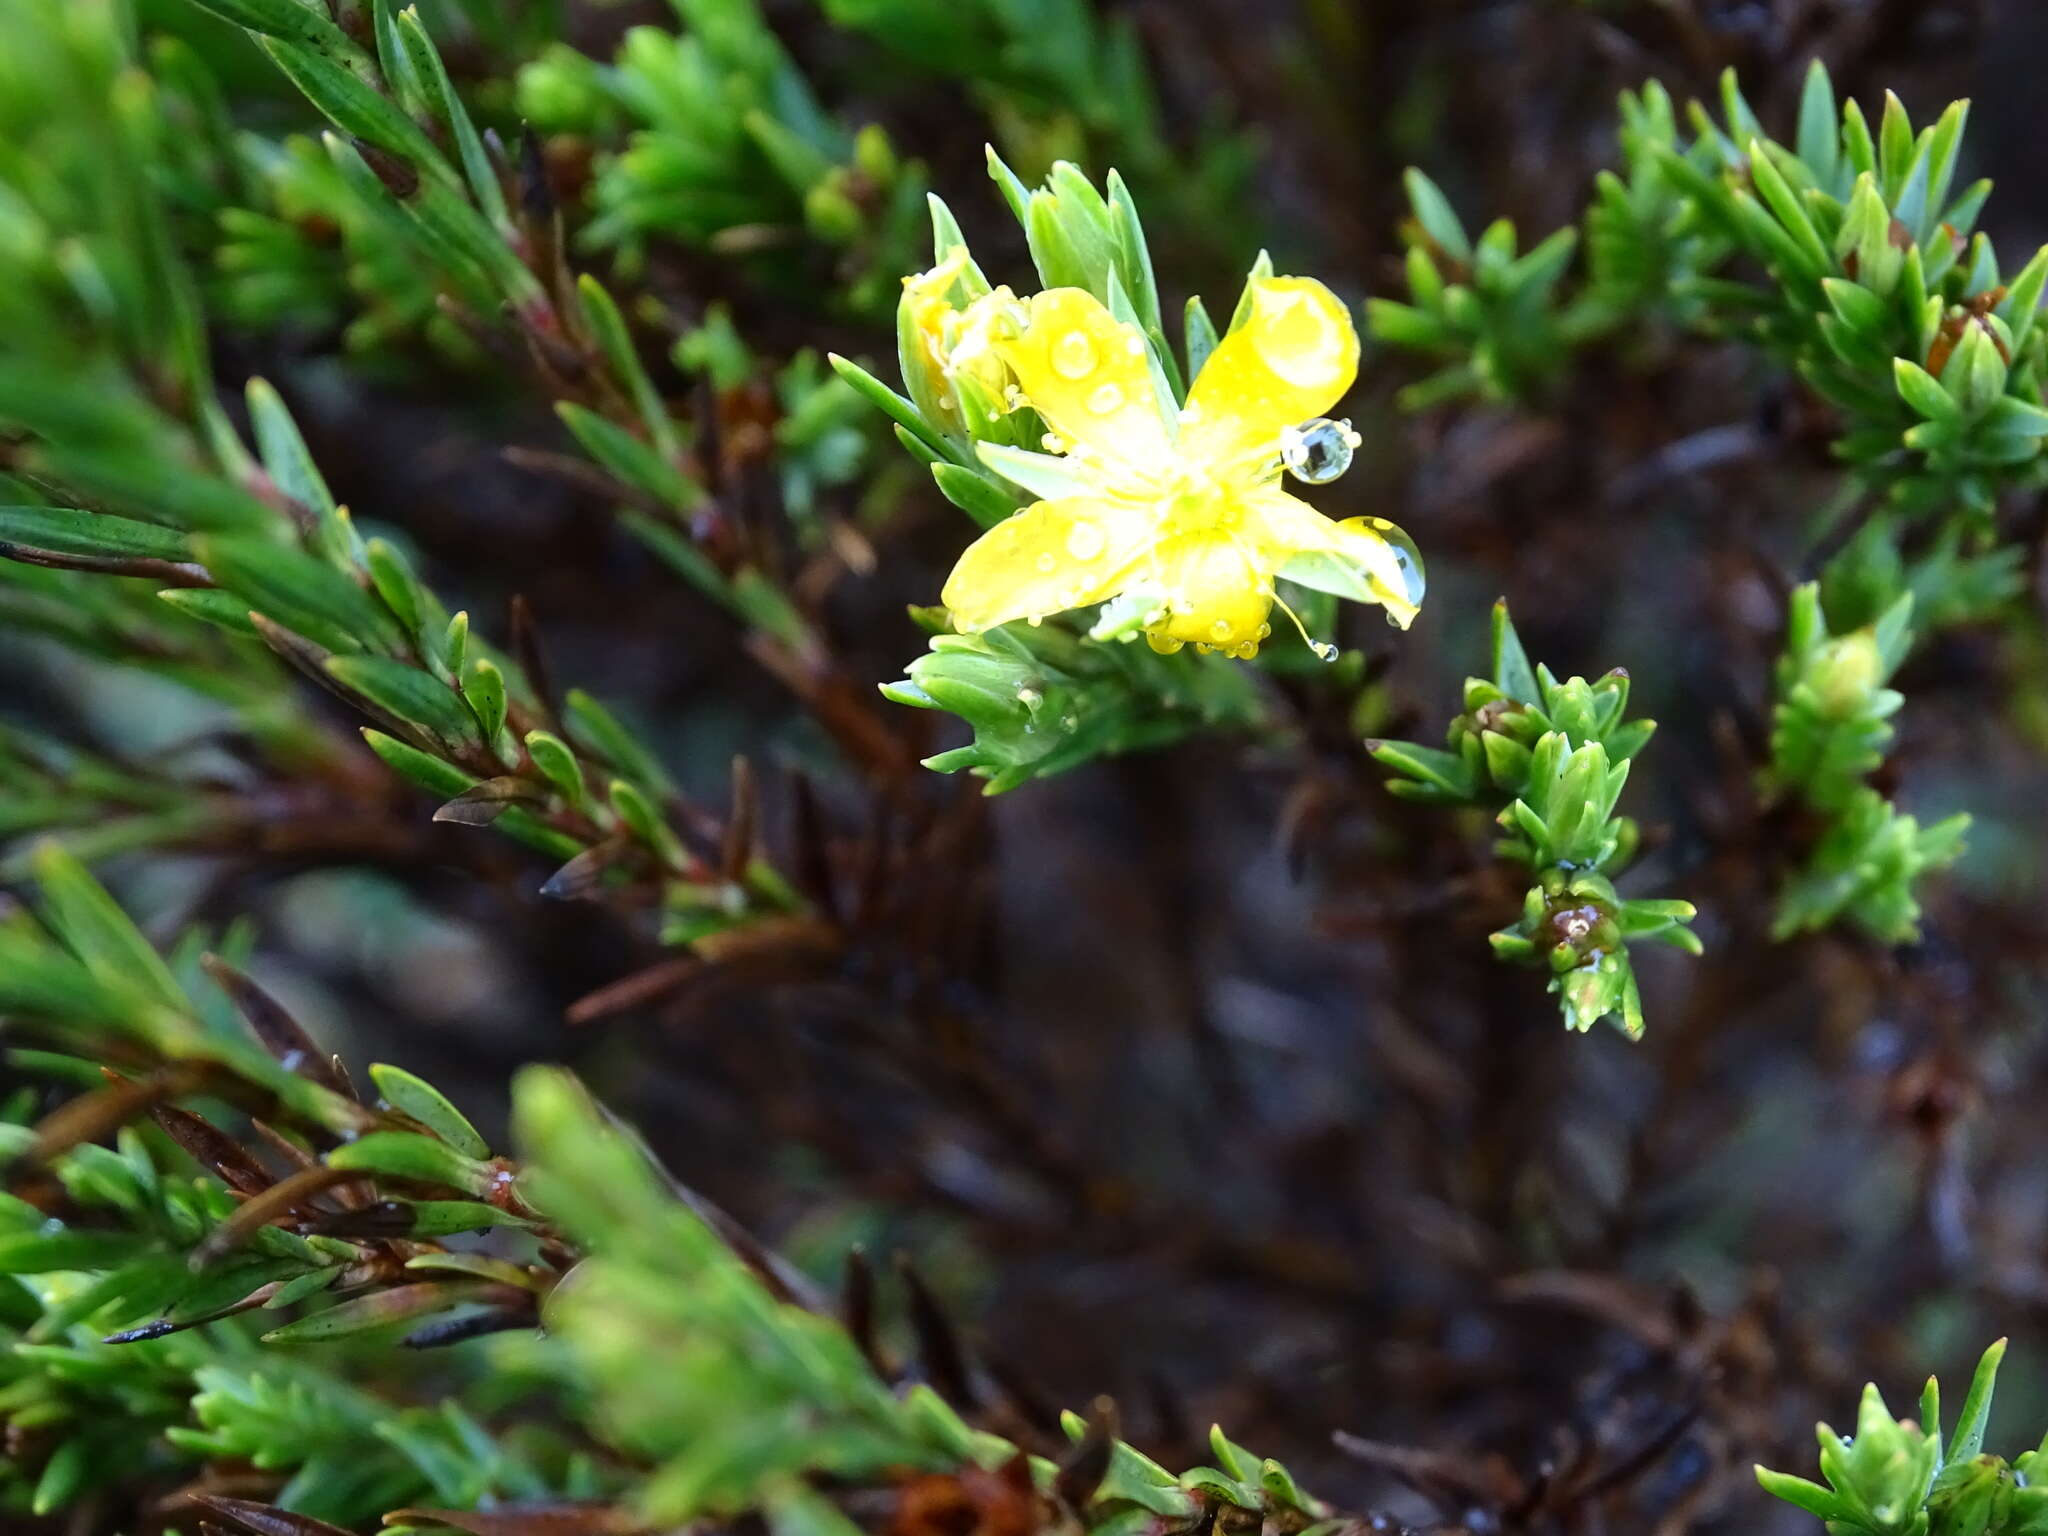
<box><xmin>1156</xmin><ymin>471</ymin><xmax>1242</xmax><ymax>537</ymax></box>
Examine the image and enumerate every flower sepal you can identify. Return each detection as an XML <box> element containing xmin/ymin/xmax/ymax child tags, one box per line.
<box><xmin>881</xmin><ymin>616</ymin><xmax>1263</xmax><ymax>793</ymax></box>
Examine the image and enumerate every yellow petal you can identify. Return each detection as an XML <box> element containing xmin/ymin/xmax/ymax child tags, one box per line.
<box><xmin>941</xmin><ymin>497</ymin><xmax>1150</xmax><ymax>632</ymax></box>
<box><xmin>899</xmin><ymin>288</ymin><xmax>960</xmax><ymax>424</ymax></box>
<box><xmin>997</xmin><ymin>288</ymin><xmax>1171</xmax><ymax>468</ymax></box>
<box><xmin>1182</xmin><ymin>276</ymin><xmax>1360</xmax><ymax>466</ymax></box>
<box><xmin>947</xmin><ymin>286</ymin><xmax>1024</xmax><ymax>400</ymax></box>
<box><xmin>905</xmin><ymin>248</ymin><xmax>971</xmax><ymax>301</ymax></box>
<box><xmin>1147</xmin><ymin>532</ymin><xmax>1273</xmax><ymax>653</ymax></box>
<box><xmin>1250</xmin><ymin>492</ymin><xmax>1425</xmax><ymax>629</ymax></box>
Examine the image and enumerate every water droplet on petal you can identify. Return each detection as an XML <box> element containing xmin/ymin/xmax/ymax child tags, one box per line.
<box><xmin>1065</xmin><ymin>523</ymin><xmax>1106</xmax><ymax>560</ymax></box>
<box><xmin>1086</xmin><ymin>381</ymin><xmax>1124</xmax><ymax>414</ymax></box>
<box><xmin>1124</xmin><ymin>334</ymin><xmax>1146</xmax><ymax>356</ymax></box>
<box><xmin>1052</xmin><ymin>330</ymin><xmax>1096</xmax><ymax>380</ymax></box>
<box><xmin>1281</xmin><ymin>417</ymin><xmax>1358</xmax><ymax>485</ymax></box>
<box><xmin>1310</xmin><ymin>639</ymin><xmax>1338</xmax><ymax>662</ymax></box>
<box><xmin>1036</xmin><ymin>553</ymin><xmax>1057</xmax><ymax>573</ymax></box>
<box><xmin>1366</xmin><ymin>516</ymin><xmax>1427</xmax><ymax>610</ymax></box>
<box><xmin>1210</xmin><ymin>619</ymin><xmax>1233</xmax><ymax>642</ymax></box>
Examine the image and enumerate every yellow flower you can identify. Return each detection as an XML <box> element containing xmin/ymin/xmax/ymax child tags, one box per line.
<box><xmin>939</xmin><ymin>275</ymin><xmax>1422</xmax><ymax>657</ymax></box>
<box><xmin>899</xmin><ymin>251</ymin><xmax>1025</xmax><ymax>427</ymax></box>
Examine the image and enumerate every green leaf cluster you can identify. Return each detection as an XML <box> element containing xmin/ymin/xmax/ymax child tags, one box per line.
<box><xmin>881</xmin><ymin>616</ymin><xmax>1262</xmax><ymax>793</ymax></box>
<box><xmin>161</xmin><ymin>0</ymin><xmax>904</xmax><ymax>731</ymax></box>
<box><xmin>0</xmin><ymin>852</ymin><xmax>599</xmax><ymax>1524</ymax></box>
<box><xmin>513</xmin><ymin>1065</ymin><xmax>1331</xmax><ymax>1534</ymax></box>
<box><xmin>0</xmin><ymin>0</ymin><xmax>837</xmax><ymax>952</ymax></box>
<box><xmin>813</xmin><ymin>0</ymin><xmax>1250</xmax><ymax>246</ymax></box>
<box><xmin>1759</xmin><ymin>1340</ymin><xmax>2048</xmax><ymax>1536</ymax></box>
<box><xmin>1373</xmin><ymin>62</ymin><xmax>2048</xmax><ymax>525</ymax></box>
<box><xmin>0</xmin><ymin>725</ymin><xmax>226</xmax><ymax>876</ymax></box>
<box><xmin>1774</xmin><ymin>783</ymin><xmax>1970</xmax><ymax>945</ymax></box>
<box><xmin>0</xmin><ymin>1127</ymin><xmax>564</xmax><ymax>1525</ymax></box>
<box><xmin>3</xmin><ymin>855</ymin><xmax>1338</xmax><ymax>1534</ymax></box>
<box><xmin>1367</xmin><ymin>167</ymin><xmax>1596</xmax><ymax>408</ymax></box>
<box><xmin>1765</xmin><ymin>584</ymin><xmax>1968</xmax><ymax>943</ymax></box>
<box><xmin>1768</xmin><ymin>583</ymin><xmax>1914</xmax><ymax>813</ymax></box>
<box><xmin>1368</xmin><ymin>61</ymin><xmax>1997</xmax><ymax>952</ymax></box>
<box><xmin>516</xmin><ymin>0</ymin><xmax>927</xmax><ymax>316</ymax></box>
<box><xmin>1372</xmin><ymin>603</ymin><xmax>1699</xmax><ymax>1038</ymax></box>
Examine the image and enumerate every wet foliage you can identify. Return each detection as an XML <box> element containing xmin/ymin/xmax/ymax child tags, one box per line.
<box><xmin>8</xmin><ymin>2</ymin><xmax>2048</xmax><ymax>1535</ymax></box>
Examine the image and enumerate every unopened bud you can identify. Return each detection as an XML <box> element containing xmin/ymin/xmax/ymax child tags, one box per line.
<box><xmin>1811</xmin><ymin>629</ymin><xmax>1883</xmax><ymax>718</ymax></box>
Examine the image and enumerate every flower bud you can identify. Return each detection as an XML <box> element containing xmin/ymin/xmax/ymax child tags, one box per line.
<box><xmin>1810</xmin><ymin>629</ymin><xmax>1884</xmax><ymax>719</ymax></box>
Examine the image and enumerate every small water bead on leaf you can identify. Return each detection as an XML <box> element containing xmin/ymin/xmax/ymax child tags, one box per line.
<box><xmin>1280</xmin><ymin>417</ymin><xmax>1361</xmax><ymax>485</ymax></box>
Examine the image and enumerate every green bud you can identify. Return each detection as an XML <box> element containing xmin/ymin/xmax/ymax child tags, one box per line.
<box><xmin>1840</xmin><ymin>173</ymin><xmax>1906</xmax><ymax>296</ymax></box>
<box><xmin>1811</xmin><ymin>629</ymin><xmax>1885</xmax><ymax>718</ymax></box>
<box><xmin>1951</xmin><ymin>321</ymin><xmax>2010</xmax><ymax>416</ymax></box>
<box><xmin>804</xmin><ymin>179</ymin><xmax>864</xmax><ymax>245</ymax></box>
<box><xmin>888</xmin><ymin>634</ymin><xmax>1078</xmax><ymax>776</ymax></box>
<box><xmin>853</xmin><ymin>122</ymin><xmax>897</xmax><ymax>182</ymax></box>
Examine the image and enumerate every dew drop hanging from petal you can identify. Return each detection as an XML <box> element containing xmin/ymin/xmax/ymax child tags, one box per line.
<box><xmin>1366</xmin><ymin>516</ymin><xmax>1426</xmax><ymax>615</ymax></box>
